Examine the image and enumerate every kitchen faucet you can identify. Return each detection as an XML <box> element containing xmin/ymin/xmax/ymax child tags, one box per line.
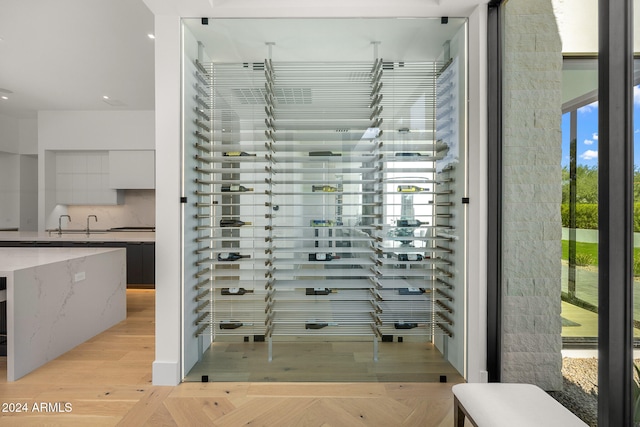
<box><xmin>58</xmin><ymin>215</ymin><xmax>71</xmax><ymax>236</ymax></box>
<box><xmin>86</xmin><ymin>215</ymin><xmax>98</xmax><ymax>235</ymax></box>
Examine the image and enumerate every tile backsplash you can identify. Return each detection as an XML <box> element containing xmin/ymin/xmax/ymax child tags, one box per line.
<box><xmin>66</xmin><ymin>189</ymin><xmax>155</xmax><ymax>230</ymax></box>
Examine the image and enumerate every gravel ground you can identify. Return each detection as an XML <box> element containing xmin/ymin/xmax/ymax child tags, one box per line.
<box><xmin>549</xmin><ymin>358</ymin><xmax>598</xmax><ymax>426</ymax></box>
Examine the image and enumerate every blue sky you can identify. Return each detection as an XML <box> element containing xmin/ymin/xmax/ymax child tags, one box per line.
<box><xmin>561</xmin><ymin>86</ymin><xmax>640</xmax><ymax>168</ymax></box>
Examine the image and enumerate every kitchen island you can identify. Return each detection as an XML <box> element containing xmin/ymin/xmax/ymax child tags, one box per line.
<box><xmin>0</xmin><ymin>247</ymin><xmax>126</xmax><ymax>381</ymax></box>
<box><xmin>0</xmin><ymin>231</ymin><xmax>155</xmax><ymax>287</ymax></box>
<box><xmin>0</xmin><ymin>230</ymin><xmax>155</xmax><ymax>242</ymax></box>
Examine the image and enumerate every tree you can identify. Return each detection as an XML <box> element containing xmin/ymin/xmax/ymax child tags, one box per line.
<box><xmin>635</xmin><ymin>166</ymin><xmax>640</xmax><ymax>202</ymax></box>
<box><xmin>561</xmin><ymin>165</ymin><xmax>598</xmax><ymax>204</ymax></box>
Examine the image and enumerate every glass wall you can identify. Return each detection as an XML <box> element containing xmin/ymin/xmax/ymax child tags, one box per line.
<box><xmin>562</xmin><ymin>2</ymin><xmax>639</xmax><ymax>424</ymax></box>
<box><xmin>180</xmin><ymin>18</ymin><xmax>468</xmax><ymax>382</ymax></box>
<box><xmin>559</xmin><ymin>3</ymin><xmax>640</xmax><ymax>424</ymax></box>
<box><xmin>558</xmin><ymin>60</ymin><xmax>599</xmax><ymax>424</ymax></box>
<box><xmin>560</xmin><ymin>60</ymin><xmax>599</xmax><ymax>346</ymax></box>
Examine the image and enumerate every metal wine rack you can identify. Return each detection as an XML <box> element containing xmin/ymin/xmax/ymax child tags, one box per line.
<box><xmin>188</xmin><ymin>52</ymin><xmax>458</xmax><ymax>361</ymax></box>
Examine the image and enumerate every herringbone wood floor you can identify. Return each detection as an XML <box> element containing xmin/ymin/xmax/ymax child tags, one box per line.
<box><xmin>0</xmin><ymin>290</ymin><xmax>463</xmax><ymax>426</ymax></box>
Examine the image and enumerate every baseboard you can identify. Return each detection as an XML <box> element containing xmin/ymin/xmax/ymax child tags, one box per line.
<box><xmin>152</xmin><ymin>361</ymin><xmax>181</xmax><ymax>386</ymax></box>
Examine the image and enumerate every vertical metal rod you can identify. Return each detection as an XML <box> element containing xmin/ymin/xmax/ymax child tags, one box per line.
<box><xmin>371</xmin><ymin>41</ymin><xmax>380</xmax><ymax>60</ymax></box>
<box><xmin>197</xmin><ymin>41</ymin><xmax>204</xmax><ymax>63</ymax></box>
<box><xmin>265</xmin><ymin>42</ymin><xmax>275</xmax><ymax>60</ymax></box>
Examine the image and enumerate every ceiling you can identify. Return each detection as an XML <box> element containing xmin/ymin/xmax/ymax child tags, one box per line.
<box><xmin>0</xmin><ymin>0</ymin><xmax>483</xmax><ymax>120</ymax></box>
<box><xmin>0</xmin><ymin>0</ymin><xmax>155</xmax><ymax>119</ymax></box>
<box><xmin>143</xmin><ymin>0</ymin><xmax>487</xmax><ymax>19</ymax></box>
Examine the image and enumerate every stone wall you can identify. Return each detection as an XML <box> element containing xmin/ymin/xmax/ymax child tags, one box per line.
<box><xmin>502</xmin><ymin>0</ymin><xmax>563</xmax><ymax>390</ymax></box>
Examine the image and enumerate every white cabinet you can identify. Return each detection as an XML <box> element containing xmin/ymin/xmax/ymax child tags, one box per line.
<box><xmin>108</xmin><ymin>150</ymin><xmax>155</xmax><ymax>189</ymax></box>
<box><xmin>55</xmin><ymin>151</ymin><xmax>123</xmax><ymax>205</ymax></box>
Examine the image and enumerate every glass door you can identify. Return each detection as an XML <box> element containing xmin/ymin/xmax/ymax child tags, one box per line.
<box><xmin>181</xmin><ymin>18</ymin><xmax>468</xmax><ymax>382</ymax></box>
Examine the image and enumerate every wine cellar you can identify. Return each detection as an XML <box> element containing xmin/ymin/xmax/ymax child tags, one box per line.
<box><xmin>181</xmin><ymin>18</ymin><xmax>467</xmax><ymax>382</ymax></box>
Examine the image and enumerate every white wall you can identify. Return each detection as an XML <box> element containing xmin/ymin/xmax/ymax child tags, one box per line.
<box><xmin>38</xmin><ymin>110</ymin><xmax>154</xmax><ymax>150</ymax></box>
<box><xmin>551</xmin><ymin>0</ymin><xmax>598</xmax><ymax>54</ymax></box>
<box><xmin>0</xmin><ymin>113</ymin><xmax>20</xmax><ymax>153</ymax></box>
<box><xmin>37</xmin><ymin>110</ymin><xmax>155</xmax><ymax>230</ymax></box>
<box><xmin>19</xmin><ymin>119</ymin><xmax>38</xmax><ymax>155</ymax></box>
<box><xmin>151</xmin><ymin>5</ymin><xmax>488</xmax><ymax>386</ymax></box>
<box><xmin>501</xmin><ymin>0</ymin><xmax>563</xmax><ymax>390</ymax></box>
<box><xmin>0</xmin><ymin>113</ymin><xmax>20</xmax><ymax>229</ymax></box>
<box><xmin>19</xmin><ymin>155</ymin><xmax>38</xmax><ymax>231</ymax></box>
<box><xmin>0</xmin><ymin>153</ymin><xmax>19</xmax><ymax>229</ymax></box>
<box><xmin>153</xmin><ymin>14</ymin><xmax>183</xmax><ymax>386</ymax></box>
<box><xmin>66</xmin><ymin>190</ymin><xmax>155</xmax><ymax>230</ymax></box>
<box><xmin>553</xmin><ymin>0</ymin><xmax>640</xmax><ymax>54</ymax></box>
<box><xmin>0</xmin><ymin>114</ymin><xmax>38</xmax><ymax>230</ymax></box>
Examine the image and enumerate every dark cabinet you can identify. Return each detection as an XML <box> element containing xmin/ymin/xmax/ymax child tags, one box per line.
<box><xmin>126</xmin><ymin>243</ymin><xmax>144</xmax><ymax>285</ymax></box>
<box><xmin>125</xmin><ymin>242</ymin><xmax>155</xmax><ymax>288</ymax></box>
<box><xmin>0</xmin><ymin>277</ymin><xmax>5</xmax><ymax>356</ymax></box>
<box><xmin>0</xmin><ymin>241</ymin><xmax>50</xmax><ymax>247</ymax></box>
<box><xmin>142</xmin><ymin>243</ymin><xmax>155</xmax><ymax>285</ymax></box>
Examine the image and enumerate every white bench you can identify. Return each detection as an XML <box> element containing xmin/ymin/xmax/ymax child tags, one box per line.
<box><xmin>452</xmin><ymin>383</ymin><xmax>588</xmax><ymax>427</ymax></box>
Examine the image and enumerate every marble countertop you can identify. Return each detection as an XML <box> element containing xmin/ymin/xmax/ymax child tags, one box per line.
<box><xmin>0</xmin><ymin>247</ymin><xmax>125</xmax><ymax>272</ymax></box>
<box><xmin>0</xmin><ymin>231</ymin><xmax>155</xmax><ymax>243</ymax></box>
<box><xmin>1</xmin><ymin>246</ymin><xmax>127</xmax><ymax>381</ymax></box>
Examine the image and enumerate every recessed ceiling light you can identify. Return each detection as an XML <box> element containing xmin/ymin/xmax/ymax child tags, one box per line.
<box><xmin>0</xmin><ymin>88</ymin><xmax>12</xmax><ymax>100</ymax></box>
<box><xmin>147</xmin><ymin>33</ymin><xmax>155</xmax><ymax>39</ymax></box>
<box><xmin>103</xmin><ymin>95</ymin><xmax>110</xmax><ymax>100</ymax></box>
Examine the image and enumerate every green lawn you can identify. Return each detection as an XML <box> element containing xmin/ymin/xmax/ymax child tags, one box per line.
<box><xmin>561</xmin><ymin>240</ymin><xmax>599</xmax><ymax>265</ymax></box>
<box><xmin>562</xmin><ymin>240</ymin><xmax>640</xmax><ymax>266</ymax></box>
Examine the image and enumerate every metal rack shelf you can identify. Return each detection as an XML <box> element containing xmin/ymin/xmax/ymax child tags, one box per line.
<box><xmin>187</xmin><ymin>55</ymin><xmax>458</xmax><ymax>360</ymax></box>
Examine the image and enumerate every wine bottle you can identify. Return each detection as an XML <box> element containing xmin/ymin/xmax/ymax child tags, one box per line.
<box><xmin>398</xmin><ymin>287</ymin><xmax>425</xmax><ymax>295</ymax></box>
<box><xmin>309</xmin><ymin>151</ymin><xmax>341</xmax><ymax>156</ymax></box>
<box><xmin>221</xmin><ymin>184</ymin><xmax>254</xmax><ymax>192</ymax></box>
<box><xmin>394</xmin><ymin>322</ymin><xmax>419</xmax><ymax>329</ymax></box>
<box><xmin>396</xmin><ymin>219</ymin><xmax>423</xmax><ymax>227</ymax></box>
<box><xmin>223</xmin><ymin>151</ymin><xmax>256</xmax><ymax>157</ymax></box>
<box><xmin>309</xmin><ymin>253</ymin><xmax>340</xmax><ymax>261</ymax></box>
<box><xmin>397</xmin><ymin>185</ymin><xmax>428</xmax><ymax>192</ymax></box>
<box><xmin>219</xmin><ymin>321</ymin><xmax>254</xmax><ymax>329</ymax></box>
<box><xmin>310</xmin><ymin>219</ymin><xmax>334</xmax><ymax>227</ymax></box>
<box><xmin>217</xmin><ymin>252</ymin><xmax>250</xmax><ymax>261</ymax></box>
<box><xmin>397</xmin><ymin>253</ymin><xmax>423</xmax><ymax>261</ymax></box>
<box><xmin>221</xmin><ymin>287</ymin><xmax>254</xmax><ymax>295</ymax></box>
<box><xmin>305</xmin><ymin>287</ymin><xmax>333</xmax><ymax>295</ymax></box>
<box><xmin>219</xmin><ymin>219</ymin><xmax>252</xmax><ymax>227</ymax></box>
<box><xmin>312</xmin><ymin>185</ymin><xmax>339</xmax><ymax>192</ymax></box>
<box><xmin>305</xmin><ymin>321</ymin><xmax>339</xmax><ymax>329</ymax></box>
<box><xmin>395</xmin><ymin>152</ymin><xmax>424</xmax><ymax>157</ymax></box>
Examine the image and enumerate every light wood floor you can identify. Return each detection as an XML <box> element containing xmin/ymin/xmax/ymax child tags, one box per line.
<box><xmin>186</xmin><ymin>341</ymin><xmax>463</xmax><ymax>383</ymax></box>
<box><xmin>0</xmin><ymin>289</ymin><xmax>464</xmax><ymax>426</ymax></box>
